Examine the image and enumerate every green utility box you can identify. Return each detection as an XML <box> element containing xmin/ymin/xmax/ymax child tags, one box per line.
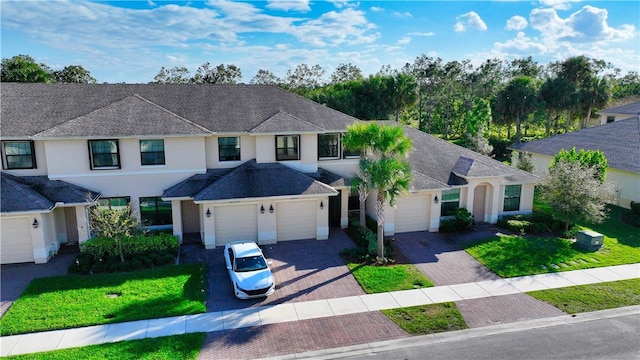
<box><xmin>576</xmin><ymin>230</ymin><xmax>604</xmax><ymax>251</ymax></box>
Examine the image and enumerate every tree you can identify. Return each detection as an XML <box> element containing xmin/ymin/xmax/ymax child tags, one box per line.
<box><xmin>330</xmin><ymin>63</ymin><xmax>363</xmax><ymax>84</ymax></box>
<box><xmin>463</xmin><ymin>98</ymin><xmax>493</xmax><ymax>155</ymax></box>
<box><xmin>1</xmin><ymin>54</ymin><xmax>53</xmax><ymax>83</ymax></box>
<box><xmin>550</xmin><ymin>148</ymin><xmax>608</xmax><ymax>183</ymax></box>
<box><xmin>89</xmin><ymin>204</ymin><xmax>139</xmax><ymax>262</ymax></box>
<box><xmin>513</xmin><ymin>151</ymin><xmax>535</xmax><ymax>173</ymax></box>
<box><xmin>343</xmin><ymin>123</ymin><xmax>412</xmax><ymax>259</ymax></box>
<box><xmin>250</xmin><ymin>69</ymin><xmax>280</xmax><ymax>85</ymax></box>
<box><xmin>578</xmin><ymin>75</ymin><xmax>610</xmax><ymax>128</ymax></box>
<box><xmin>192</xmin><ymin>63</ymin><xmax>242</xmax><ymax>84</ymax></box>
<box><xmin>152</xmin><ymin>66</ymin><xmax>191</xmax><ymax>84</ymax></box>
<box><xmin>499</xmin><ymin>76</ymin><xmax>538</xmax><ymax>143</ymax></box>
<box><xmin>53</xmin><ymin>65</ymin><xmax>97</xmax><ymax>84</ymax></box>
<box><xmin>283</xmin><ymin>64</ymin><xmax>325</xmax><ymax>94</ymax></box>
<box><xmin>540</xmin><ymin>159</ymin><xmax>614</xmax><ymax>232</ymax></box>
<box><xmin>386</xmin><ymin>73</ymin><xmax>417</xmax><ymax>122</ymax></box>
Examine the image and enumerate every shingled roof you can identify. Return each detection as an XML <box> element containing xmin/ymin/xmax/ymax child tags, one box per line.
<box><xmin>1</xmin><ymin>84</ymin><xmax>357</xmax><ymax>138</ymax></box>
<box><xmin>402</xmin><ymin>125</ymin><xmax>539</xmax><ymax>190</ymax></box>
<box><xmin>1</xmin><ymin>172</ymin><xmax>100</xmax><ymax>213</ymax></box>
<box><xmin>510</xmin><ymin>117</ymin><xmax>640</xmax><ymax>174</ymax></box>
<box><xmin>163</xmin><ymin>160</ymin><xmax>339</xmax><ymax>202</ymax></box>
<box><xmin>598</xmin><ymin>102</ymin><xmax>640</xmax><ymax>116</ymax></box>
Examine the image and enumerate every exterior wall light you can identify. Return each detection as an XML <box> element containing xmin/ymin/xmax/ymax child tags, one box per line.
<box><xmin>434</xmin><ymin>196</ymin><xmax>439</xmax><ymax>204</ymax></box>
<box><xmin>320</xmin><ymin>201</ymin><xmax>324</xmax><ymax>210</ymax></box>
<box><xmin>269</xmin><ymin>205</ymin><xmax>274</xmax><ymax>213</ymax></box>
<box><xmin>260</xmin><ymin>205</ymin><xmax>265</xmax><ymax>214</ymax></box>
<box><xmin>32</xmin><ymin>218</ymin><xmax>39</xmax><ymax>228</ymax></box>
<box><xmin>206</xmin><ymin>209</ymin><xmax>211</xmax><ymax>217</ymax></box>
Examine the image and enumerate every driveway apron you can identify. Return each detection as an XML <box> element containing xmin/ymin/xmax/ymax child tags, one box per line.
<box><xmin>393</xmin><ymin>228</ymin><xmax>566</xmax><ymax>327</ymax></box>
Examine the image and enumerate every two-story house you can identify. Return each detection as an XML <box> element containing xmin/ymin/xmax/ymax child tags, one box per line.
<box><xmin>1</xmin><ymin>84</ymin><xmax>538</xmax><ymax>264</ymax></box>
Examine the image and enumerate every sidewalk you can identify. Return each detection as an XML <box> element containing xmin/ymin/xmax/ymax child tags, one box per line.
<box><xmin>2</xmin><ymin>263</ymin><xmax>638</xmax><ymax>357</ymax></box>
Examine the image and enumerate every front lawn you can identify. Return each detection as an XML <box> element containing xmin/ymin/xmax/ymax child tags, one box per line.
<box><xmin>347</xmin><ymin>263</ymin><xmax>433</xmax><ymax>293</ymax></box>
<box><xmin>382</xmin><ymin>302</ymin><xmax>467</xmax><ymax>335</ymax></box>
<box><xmin>465</xmin><ymin>206</ymin><xmax>640</xmax><ymax>277</ymax></box>
<box><xmin>528</xmin><ymin>278</ymin><xmax>640</xmax><ymax>314</ymax></box>
<box><xmin>4</xmin><ymin>333</ymin><xmax>206</xmax><ymax>360</ymax></box>
<box><xmin>1</xmin><ymin>264</ymin><xmax>206</xmax><ymax>336</ymax></box>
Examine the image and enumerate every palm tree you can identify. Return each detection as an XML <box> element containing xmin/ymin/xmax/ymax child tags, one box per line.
<box><xmin>343</xmin><ymin>122</ymin><xmax>412</xmax><ymax>259</ymax></box>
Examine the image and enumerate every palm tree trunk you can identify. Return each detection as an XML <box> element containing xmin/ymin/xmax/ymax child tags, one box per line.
<box><xmin>545</xmin><ymin>112</ymin><xmax>552</xmax><ymax>137</ymax></box>
<box><xmin>376</xmin><ymin>193</ymin><xmax>385</xmax><ymax>259</ymax></box>
<box><xmin>515</xmin><ymin>113</ymin><xmax>522</xmax><ymax>144</ymax></box>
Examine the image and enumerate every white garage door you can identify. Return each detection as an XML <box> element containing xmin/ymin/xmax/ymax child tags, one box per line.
<box><xmin>214</xmin><ymin>204</ymin><xmax>258</xmax><ymax>246</ymax></box>
<box><xmin>277</xmin><ymin>200</ymin><xmax>317</xmax><ymax>241</ymax></box>
<box><xmin>395</xmin><ymin>195</ymin><xmax>430</xmax><ymax>233</ymax></box>
<box><xmin>1</xmin><ymin>217</ymin><xmax>34</xmax><ymax>264</ymax></box>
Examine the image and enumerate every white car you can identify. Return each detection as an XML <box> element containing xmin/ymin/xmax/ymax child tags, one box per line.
<box><xmin>224</xmin><ymin>241</ymin><xmax>275</xmax><ymax>299</ymax></box>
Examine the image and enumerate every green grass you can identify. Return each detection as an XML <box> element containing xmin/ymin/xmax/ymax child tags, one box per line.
<box><xmin>382</xmin><ymin>302</ymin><xmax>467</xmax><ymax>335</ymax></box>
<box><xmin>465</xmin><ymin>206</ymin><xmax>640</xmax><ymax>277</ymax></box>
<box><xmin>346</xmin><ymin>263</ymin><xmax>433</xmax><ymax>293</ymax></box>
<box><xmin>528</xmin><ymin>278</ymin><xmax>640</xmax><ymax>314</ymax></box>
<box><xmin>3</xmin><ymin>333</ymin><xmax>206</xmax><ymax>360</ymax></box>
<box><xmin>1</xmin><ymin>264</ymin><xmax>206</xmax><ymax>336</ymax></box>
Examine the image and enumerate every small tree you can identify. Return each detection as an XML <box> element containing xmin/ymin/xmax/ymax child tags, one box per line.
<box><xmin>513</xmin><ymin>151</ymin><xmax>535</xmax><ymax>173</ymax></box>
<box><xmin>540</xmin><ymin>159</ymin><xmax>614</xmax><ymax>233</ymax></box>
<box><xmin>463</xmin><ymin>98</ymin><xmax>493</xmax><ymax>156</ymax></box>
<box><xmin>550</xmin><ymin>147</ymin><xmax>608</xmax><ymax>183</ymax></box>
<box><xmin>89</xmin><ymin>205</ymin><xmax>139</xmax><ymax>262</ymax></box>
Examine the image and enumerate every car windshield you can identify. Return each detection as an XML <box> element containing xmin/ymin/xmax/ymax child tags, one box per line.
<box><xmin>234</xmin><ymin>255</ymin><xmax>268</xmax><ymax>272</ymax></box>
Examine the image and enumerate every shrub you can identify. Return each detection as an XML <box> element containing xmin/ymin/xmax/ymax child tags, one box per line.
<box><xmin>80</xmin><ymin>234</ymin><xmax>179</xmax><ymax>259</ymax></box>
<box><xmin>440</xmin><ymin>208</ymin><xmax>474</xmax><ymax>233</ymax></box>
<box><xmin>489</xmin><ymin>137</ymin><xmax>511</xmax><ymax>161</ymax></box>
<box><xmin>631</xmin><ymin>202</ymin><xmax>640</xmax><ymax>216</ymax></box>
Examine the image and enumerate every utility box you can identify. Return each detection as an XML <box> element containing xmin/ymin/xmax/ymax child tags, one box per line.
<box><xmin>576</xmin><ymin>230</ymin><xmax>604</xmax><ymax>251</ymax></box>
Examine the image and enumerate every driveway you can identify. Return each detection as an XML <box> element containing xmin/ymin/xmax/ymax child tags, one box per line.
<box><xmin>0</xmin><ymin>252</ymin><xmax>77</xmax><ymax>317</ymax></box>
<box><xmin>180</xmin><ymin>229</ymin><xmax>367</xmax><ymax>312</ymax></box>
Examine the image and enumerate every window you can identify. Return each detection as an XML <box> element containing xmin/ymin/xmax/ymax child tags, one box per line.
<box><xmin>276</xmin><ymin>135</ymin><xmax>300</xmax><ymax>161</ymax></box>
<box><xmin>97</xmin><ymin>197</ymin><xmax>130</xmax><ymax>210</ymax></box>
<box><xmin>318</xmin><ymin>133</ymin><xmax>340</xmax><ymax>160</ymax></box>
<box><xmin>503</xmin><ymin>185</ymin><xmax>522</xmax><ymax>212</ymax></box>
<box><xmin>140</xmin><ymin>139</ymin><xmax>165</xmax><ymax>166</ymax></box>
<box><xmin>139</xmin><ymin>197</ymin><xmax>172</xmax><ymax>226</ymax></box>
<box><xmin>218</xmin><ymin>137</ymin><xmax>240</xmax><ymax>161</ymax></box>
<box><xmin>606</xmin><ymin>116</ymin><xmax>615</xmax><ymax>123</ymax></box>
<box><xmin>2</xmin><ymin>141</ymin><xmax>36</xmax><ymax>169</ymax></box>
<box><xmin>89</xmin><ymin>140</ymin><xmax>120</xmax><ymax>169</ymax></box>
<box><xmin>440</xmin><ymin>188</ymin><xmax>460</xmax><ymax>217</ymax></box>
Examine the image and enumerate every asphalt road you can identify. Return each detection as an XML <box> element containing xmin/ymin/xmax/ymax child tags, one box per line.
<box><xmin>275</xmin><ymin>307</ymin><xmax>640</xmax><ymax>360</ymax></box>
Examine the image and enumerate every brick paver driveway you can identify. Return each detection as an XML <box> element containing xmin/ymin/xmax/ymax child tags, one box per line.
<box><xmin>180</xmin><ymin>229</ymin><xmax>367</xmax><ymax>312</ymax></box>
<box><xmin>0</xmin><ymin>252</ymin><xmax>76</xmax><ymax>317</ymax></box>
<box><xmin>393</xmin><ymin>228</ymin><xmax>565</xmax><ymax>328</ymax></box>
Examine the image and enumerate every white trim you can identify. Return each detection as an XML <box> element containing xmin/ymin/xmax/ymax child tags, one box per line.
<box><xmin>48</xmin><ymin>168</ymin><xmax>206</xmax><ymax>179</ymax></box>
<box><xmin>194</xmin><ymin>192</ymin><xmax>338</xmax><ymax>205</ymax></box>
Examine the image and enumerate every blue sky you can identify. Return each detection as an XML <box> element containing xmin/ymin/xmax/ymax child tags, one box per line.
<box><xmin>1</xmin><ymin>0</ymin><xmax>638</xmax><ymax>83</ymax></box>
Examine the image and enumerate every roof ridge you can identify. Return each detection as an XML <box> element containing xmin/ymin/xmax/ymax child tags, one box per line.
<box><xmin>130</xmin><ymin>94</ymin><xmax>214</xmax><ymax>135</ymax></box>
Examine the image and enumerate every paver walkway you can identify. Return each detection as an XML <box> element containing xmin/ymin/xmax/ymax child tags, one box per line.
<box><xmin>2</xmin><ymin>263</ymin><xmax>638</xmax><ymax>358</ymax></box>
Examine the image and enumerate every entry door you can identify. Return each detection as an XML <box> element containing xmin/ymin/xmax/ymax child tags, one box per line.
<box><xmin>473</xmin><ymin>185</ymin><xmax>486</xmax><ymax>223</ymax></box>
<box><xmin>64</xmin><ymin>207</ymin><xmax>79</xmax><ymax>244</ymax></box>
<box><xmin>181</xmin><ymin>201</ymin><xmax>200</xmax><ymax>234</ymax></box>
<box><xmin>329</xmin><ymin>192</ymin><xmax>341</xmax><ymax>227</ymax></box>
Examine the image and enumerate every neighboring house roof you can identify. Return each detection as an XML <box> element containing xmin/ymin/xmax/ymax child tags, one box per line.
<box><xmin>34</xmin><ymin>94</ymin><xmax>212</xmax><ymax>138</ymax></box>
<box><xmin>598</xmin><ymin>102</ymin><xmax>640</xmax><ymax>116</ymax></box>
<box><xmin>510</xmin><ymin>117</ymin><xmax>640</xmax><ymax>174</ymax></box>
<box><xmin>1</xmin><ymin>172</ymin><xmax>100</xmax><ymax>213</ymax></box>
<box><xmin>1</xmin><ymin>84</ymin><xmax>357</xmax><ymax>138</ymax></box>
<box><xmin>403</xmin><ymin>126</ymin><xmax>539</xmax><ymax>189</ymax></box>
<box><xmin>163</xmin><ymin>160</ymin><xmax>339</xmax><ymax>202</ymax></box>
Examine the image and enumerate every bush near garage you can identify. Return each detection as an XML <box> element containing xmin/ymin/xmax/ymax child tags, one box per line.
<box><xmin>69</xmin><ymin>234</ymin><xmax>179</xmax><ymax>275</ymax></box>
<box><xmin>439</xmin><ymin>208</ymin><xmax>475</xmax><ymax>233</ymax></box>
<box><xmin>343</xmin><ymin>214</ymin><xmax>395</xmax><ymax>263</ymax></box>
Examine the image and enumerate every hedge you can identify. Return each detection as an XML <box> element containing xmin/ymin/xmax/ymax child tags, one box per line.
<box><xmin>80</xmin><ymin>233</ymin><xmax>179</xmax><ymax>259</ymax></box>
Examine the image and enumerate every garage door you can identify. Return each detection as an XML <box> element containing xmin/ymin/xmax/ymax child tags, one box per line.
<box><xmin>276</xmin><ymin>200</ymin><xmax>317</xmax><ymax>241</ymax></box>
<box><xmin>1</xmin><ymin>217</ymin><xmax>34</xmax><ymax>264</ymax></box>
<box><xmin>394</xmin><ymin>194</ymin><xmax>430</xmax><ymax>233</ymax></box>
<box><xmin>214</xmin><ymin>204</ymin><xmax>258</xmax><ymax>246</ymax></box>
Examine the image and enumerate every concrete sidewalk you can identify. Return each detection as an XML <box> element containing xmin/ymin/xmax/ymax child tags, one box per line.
<box><xmin>2</xmin><ymin>263</ymin><xmax>638</xmax><ymax>357</ymax></box>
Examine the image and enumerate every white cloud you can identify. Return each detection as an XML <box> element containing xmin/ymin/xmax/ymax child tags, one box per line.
<box><xmin>454</xmin><ymin>11</ymin><xmax>487</xmax><ymax>32</ymax></box>
<box><xmin>407</xmin><ymin>32</ymin><xmax>435</xmax><ymax>37</ymax></box>
<box><xmin>266</xmin><ymin>0</ymin><xmax>310</xmax><ymax>13</ymax></box>
<box><xmin>397</xmin><ymin>36</ymin><xmax>411</xmax><ymax>45</ymax></box>
<box><xmin>370</xmin><ymin>6</ymin><xmax>384</xmax><ymax>12</ymax></box>
<box><xmin>538</xmin><ymin>0</ymin><xmax>581</xmax><ymax>11</ymax></box>
<box><xmin>506</xmin><ymin>15</ymin><xmax>527</xmax><ymax>31</ymax></box>
<box><xmin>291</xmin><ymin>8</ymin><xmax>379</xmax><ymax>47</ymax></box>
<box><xmin>393</xmin><ymin>11</ymin><xmax>412</xmax><ymax>18</ymax></box>
<box><xmin>328</xmin><ymin>0</ymin><xmax>359</xmax><ymax>9</ymax></box>
<box><xmin>147</xmin><ymin>0</ymin><xmax>157</xmax><ymax>7</ymax></box>
<box><xmin>530</xmin><ymin>5</ymin><xmax>637</xmax><ymax>44</ymax></box>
